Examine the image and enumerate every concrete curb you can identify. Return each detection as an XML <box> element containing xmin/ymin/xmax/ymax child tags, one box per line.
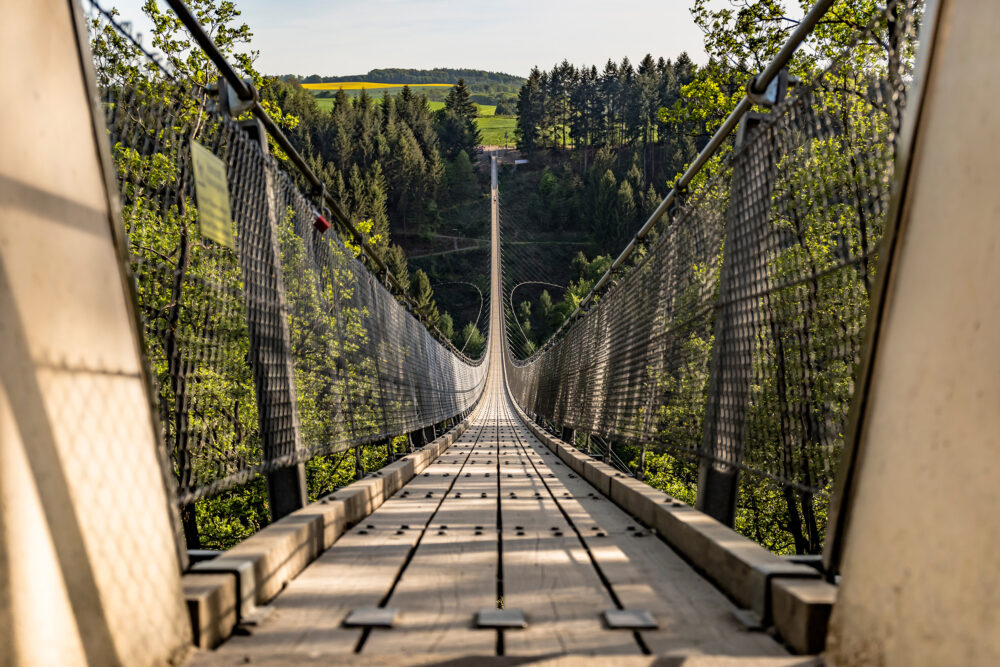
<box><xmin>181</xmin><ymin>413</ymin><xmax>477</xmax><ymax>649</ymax></box>
<box><xmin>508</xmin><ymin>402</ymin><xmax>835</xmax><ymax>656</ymax></box>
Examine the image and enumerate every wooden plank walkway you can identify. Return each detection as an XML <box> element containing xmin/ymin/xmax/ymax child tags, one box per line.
<box><xmin>193</xmin><ymin>391</ymin><xmax>788</xmax><ymax>663</ymax></box>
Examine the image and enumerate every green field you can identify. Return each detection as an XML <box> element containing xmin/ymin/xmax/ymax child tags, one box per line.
<box><xmin>310</xmin><ymin>95</ymin><xmax>512</xmax><ymax>146</ymax></box>
<box><xmin>477</xmin><ymin>115</ymin><xmax>517</xmax><ymax>146</ymax></box>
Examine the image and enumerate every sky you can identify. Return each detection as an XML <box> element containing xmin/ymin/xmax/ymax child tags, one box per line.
<box><xmin>104</xmin><ymin>0</ymin><xmax>708</xmax><ymax>78</ymax></box>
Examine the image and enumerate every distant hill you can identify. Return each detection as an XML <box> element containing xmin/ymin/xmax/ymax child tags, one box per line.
<box><xmin>290</xmin><ymin>68</ymin><xmax>525</xmax><ymax>107</ymax></box>
<box><xmin>300</xmin><ymin>68</ymin><xmax>524</xmax><ymax>87</ymax></box>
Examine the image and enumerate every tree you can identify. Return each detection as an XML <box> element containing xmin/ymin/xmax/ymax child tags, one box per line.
<box><xmin>444</xmin><ymin>78</ymin><xmax>478</xmax><ymax>121</ymax></box>
<box><xmin>438</xmin><ymin>312</ymin><xmax>455</xmax><ymax>340</ymax></box>
<box><xmin>515</xmin><ymin>68</ymin><xmax>543</xmax><ymax>152</ymax></box>
<box><xmin>384</xmin><ymin>244</ymin><xmax>411</xmax><ymax>295</ymax></box>
<box><xmin>616</xmin><ymin>180</ymin><xmax>637</xmax><ymax>244</ymax></box>
<box><xmin>495</xmin><ymin>99</ymin><xmax>517</xmax><ymax>116</ymax></box>
<box><xmin>435</xmin><ymin>109</ymin><xmax>475</xmax><ymax>159</ymax></box>
<box><xmin>456</xmin><ymin>322</ymin><xmax>486</xmax><ymax>358</ymax></box>
<box><xmin>445</xmin><ymin>150</ymin><xmax>477</xmax><ymax>205</ymax></box>
<box><xmin>539</xmin><ymin>290</ymin><xmax>553</xmax><ymax>318</ymax></box>
<box><xmin>411</xmin><ymin>269</ymin><xmax>440</xmax><ymax>326</ymax></box>
<box><xmin>510</xmin><ymin>52</ymin><xmax>698</xmax><ymax>190</ymax></box>
<box><xmin>438</xmin><ymin>79</ymin><xmax>481</xmax><ymax>157</ymax></box>
<box><xmin>518</xmin><ymin>301</ymin><xmax>532</xmax><ymax>334</ymax></box>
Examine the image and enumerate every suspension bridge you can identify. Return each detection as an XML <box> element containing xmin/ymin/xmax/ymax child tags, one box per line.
<box><xmin>2</xmin><ymin>0</ymin><xmax>999</xmax><ymax>665</ymax></box>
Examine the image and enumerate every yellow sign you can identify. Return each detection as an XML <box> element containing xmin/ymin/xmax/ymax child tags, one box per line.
<box><xmin>190</xmin><ymin>140</ymin><xmax>234</xmax><ymax>249</ymax></box>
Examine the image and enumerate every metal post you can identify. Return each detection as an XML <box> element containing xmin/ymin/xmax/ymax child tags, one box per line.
<box><xmin>354</xmin><ymin>445</ymin><xmax>365</xmax><ymax>481</ymax></box>
<box><xmin>697</xmin><ymin>111</ymin><xmax>777</xmax><ymax>526</ymax></box>
<box><xmin>231</xmin><ymin>114</ymin><xmax>307</xmax><ymax>521</ymax></box>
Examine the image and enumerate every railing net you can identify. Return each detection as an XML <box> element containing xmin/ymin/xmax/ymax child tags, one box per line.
<box><xmin>88</xmin><ymin>4</ymin><xmax>486</xmax><ymax>505</ymax></box>
<box><xmin>505</xmin><ymin>1</ymin><xmax>920</xmax><ymax>552</ymax></box>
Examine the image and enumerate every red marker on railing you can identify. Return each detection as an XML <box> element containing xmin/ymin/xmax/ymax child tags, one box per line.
<box><xmin>314</xmin><ymin>213</ymin><xmax>331</xmax><ymax>234</ymax></box>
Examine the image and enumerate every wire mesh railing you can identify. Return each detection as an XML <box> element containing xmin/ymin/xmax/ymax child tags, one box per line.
<box><xmin>86</xmin><ymin>2</ymin><xmax>487</xmax><ymax>519</ymax></box>
<box><xmin>504</xmin><ymin>0</ymin><xmax>921</xmax><ymax>555</ymax></box>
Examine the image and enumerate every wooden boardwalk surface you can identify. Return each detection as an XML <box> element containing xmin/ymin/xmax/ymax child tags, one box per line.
<box><xmin>193</xmin><ymin>391</ymin><xmax>788</xmax><ymax>663</ymax></box>
<box><xmin>191</xmin><ymin>154</ymin><xmax>794</xmax><ymax>664</ymax></box>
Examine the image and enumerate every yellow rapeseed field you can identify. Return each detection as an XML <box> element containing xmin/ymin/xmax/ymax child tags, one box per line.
<box><xmin>302</xmin><ymin>82</ymin><xmax>452</xmax><ymax>90</ymax></box>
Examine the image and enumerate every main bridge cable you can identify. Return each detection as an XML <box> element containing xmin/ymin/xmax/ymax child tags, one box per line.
<box><xmin>521</xmin><ymin>0</ymin><xmax>839</xmax><ymax>359</ymax></box>
<box><xmin>160</xmin><ymin>0</ymin><xmax>473</xmax><ymax>362</ymax></box>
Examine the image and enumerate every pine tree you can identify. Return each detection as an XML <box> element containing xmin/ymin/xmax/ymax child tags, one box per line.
<box><xmin>438</xmin><ymin>312</ymin><xmax>455</xmax><ymax>339</ymax></box>
<box><xmin>445</xmin><ymin>150</ymin><xmax>477</xmax><ymax>204</ymax></box>
<box><xmin>444</xmin><ymin>78</ymin><xmax>478</xmax><ymax>122</ymax></box>
<box><xmin>411</xmin><ymin>269</ymin><xmax>440</xmax><ymax>326</ymax></box>
<box><xmin>616</xmin><ymin>179</ymin><xmax>637</xmax><ymax>245</ymax></box>
<box><xmin>515</xmin><ymin>68</ymin><xmax>543</xmax><ymax>152</ymax></box>
<box><xmin>456</xmin><ymin>322</ymin><xmax>486</xmax><ymax>358</ymax></box>
<box><xmin>435</xmin><ymin>109</ymin><xmax>472</xmax><ymax>159</ymax></box>
<box><xmin>441</xmin><ymin>78</ymin><xmax>481</xmax><ymax>154</ymax></box>
<box><xmin>384</xmin><ymin>244</ymin><xmax>411</xmax><ymax>295</ymax></box>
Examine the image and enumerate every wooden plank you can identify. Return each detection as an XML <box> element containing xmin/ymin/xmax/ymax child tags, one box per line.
<box><xmin>364</xmin><ymin>431</ymin><xmax>499</xmax><ymax>654</ymax></box>
<box><xmin>581</xmin><ymin>531</ymin><xmax>787</xmax><ymax>657</ymax></box>
<box><xmin>201</xmin><ymin>510</ymin><xmax>429</xmax><ymax>660</ymax></box>
<box><xmin>498</xmin><ymin>418</ymin><xmax>639</xmax><ymax>656</ymax></box>
<box><xmin>510</xmin><ymin>424</ymin><xmax>786</xmax><ymax>657</ymax></box>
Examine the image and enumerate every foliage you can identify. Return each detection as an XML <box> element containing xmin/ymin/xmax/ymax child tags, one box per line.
<box><xmin>411</xmin><ymin>269</ymin><xmax>441</xmax><ymax>327</ymax></box>
<box><xmin>514</xmin><ymin>55</ymin><xmax>699</xmax><ymax>186</ymax></box>
<box><xmin>436</xmin><ymin>79</ymin><xmax>482</xmax><ymax>159</ymax></box>
<box><xmin>456</xmin><ymin>322</ymin><xmax>486</xmax><ymax>358</ymax></box>
<box><xmin>494</xmin><ymin>99</ymin><xmax>517</xmax><ymax>116</ymax></box>
<box><xmin>509</xmin><ymin>251</ymin><xmax>612</xmax><ymax>354</ymax></box>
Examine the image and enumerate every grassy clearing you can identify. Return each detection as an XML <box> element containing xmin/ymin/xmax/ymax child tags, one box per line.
<box><xmin>302</xmin><ymin>81</ymin><xmax>451</xmax><ymax>90</ymax></box>
<box><xmin>307</xmin><ymin>89</ymin><xmax>508</xmax><ymax>145</ymax></box>
<box><xmin>477</xmin><ymin>115</ymin><xmax>517</xmax><ymax>146</ymax></box>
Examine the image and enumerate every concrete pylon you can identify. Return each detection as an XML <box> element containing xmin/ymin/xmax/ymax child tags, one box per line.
<box><xmin>825</xmin><ymin>0</ymin><xmax>1000</xmax><ymax>664</ymax></box>
<box><xmin>0</xmin><ymin>1</ymin><xmax>192</xmax><ymax>665</ymax></box>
